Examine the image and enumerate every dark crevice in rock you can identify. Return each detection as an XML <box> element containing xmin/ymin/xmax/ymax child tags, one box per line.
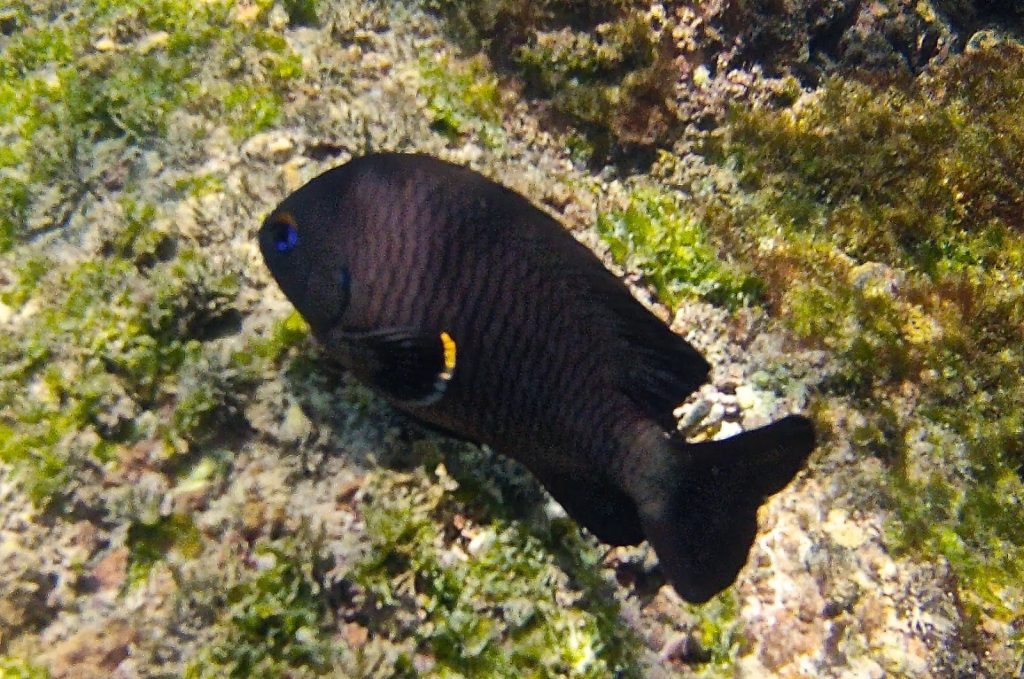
<box><xmin>807</xmin><ymin>0</ymin><xmax>863</xmax><ymax>66</ymax></box>
<box><xmin>305</xmin><ymin>141</ymin><xmax>347</xmax><ymax>161</ymax></box>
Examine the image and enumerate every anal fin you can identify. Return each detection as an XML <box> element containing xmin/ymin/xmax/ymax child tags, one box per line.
<box><xmin>538</xmin><ymin>472</ymin><xmax>644</xmax><ymax>547</ymax></box>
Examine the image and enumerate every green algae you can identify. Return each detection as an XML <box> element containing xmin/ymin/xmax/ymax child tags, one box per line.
<box><xmin>0</xmin><ymin>206</ymin><xmax>243</xmax><ymax>506</ymax></box>
<box><xmin>207</xmin><ymin>80</ymin><xmax>288</xmax><ymax>142</ymax></box>
<box><xmin>419</xmin><ymin>54</ymin><xmax>504</xmax><ymax>147</ymax></box>
<box><xmin>0</xmin><ymin>0</ymin><xmax>303</xmax><ymax>251</ymax></box>
<box><xmin>104</xmin><ymin>198</ymin><xmax>170</xmax><ymax>264</ymax></box>
<box><xmin>280</xmin><ymin>0</ymin><xmax>320</xmax><ymax>27</ymax></box>
<box><xmin>174</xmin><ymin>173</ymin><xmax>226</xmax><ymax>199</ymax></box>
<box><xmin>720</xmin><ymin>57</ymin><xmax>1024</xmax><ymax>276</ymax></box>
<box><xmin>703</xmin><ymin>43</ymin><xmax>1024</xmax><ymax>660</ymax></box>
<box><xmin>184</xmin><ymin>538</ymin><xmax>340</xmax><ymax>678</ymax></box>
<box><xmin>0</xmin><ymin>256</ymin><xmax>49</xmax><ymax>307</ymax></box>
<box><xmin>422</xmin><ymin>0</ymin><xmax>628</xmax><ymax>51</ymax></box>
<box><xmin>597</xmin><ymin>187</ymin><xmax>765</xmax><ymax>311</ymax></box>
<box><xmin>423</xmin><ymin>0</ymin><xmax>674</xmax><ymax>152</ymax></box>
<box><xmin>681</xmin><ymin>592</ymin><xmax>742</xmax><ymax>676</ymax></box>
<box><xmin>513</xmin><ymin>10</ymin><xmax>672</xmax><ymax>145</ymax></box>
<box><xmin>126</xmin><ymin>513</ymin><xmax>204</xmax><ymax>585</ymax></box>
<box><xmin>353</xmin><ymin>461</ymin><xmax>643</xmax><ymax>677</ymax></box>
<box><xmin>0</xmin><ymin>656</ymin><xmax>49</xmax><ymax>679</ymax></box>
<box><xmin>249</xmin><ymin>311</ymin><xmax>311</xmax><ymax>365</ymax></box>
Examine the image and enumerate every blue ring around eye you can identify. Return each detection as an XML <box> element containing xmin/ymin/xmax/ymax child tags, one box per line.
<box><xmin>275</xmin><ymin>223</ymin><xmax>298</xmax><ymax>253</ymax></box>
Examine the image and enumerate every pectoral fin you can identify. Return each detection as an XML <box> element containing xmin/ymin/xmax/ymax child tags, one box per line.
<box><xmin>329</xmin><ymin>327</ymin><xmax>457</xmax><ymax>406</ymax></box>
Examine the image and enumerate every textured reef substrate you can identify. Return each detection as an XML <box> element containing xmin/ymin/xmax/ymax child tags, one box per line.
<box><xmin>1</xmin><ymin>0</ymin><xmax>1022</xmax><ymax>676</ymax></box>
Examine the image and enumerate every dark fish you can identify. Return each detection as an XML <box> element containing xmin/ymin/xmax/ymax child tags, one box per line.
<box><xmin>258</xmin><ymin>152</ymin><xmax>815</xmax><ymax>603</ymax></box>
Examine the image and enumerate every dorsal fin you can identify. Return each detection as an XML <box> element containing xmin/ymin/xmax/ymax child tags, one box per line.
<box><xmin>522</xmin><ymin>210</ymin><xmax>710</xmax><ymax>424</ymax></box>
<box><xmin>602</xmin><ymin>285</ymin><xmax>710</xmax><ymax>425</ymax></box>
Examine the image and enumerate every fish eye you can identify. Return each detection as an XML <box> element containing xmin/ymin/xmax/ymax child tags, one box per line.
<box><xmin>269</xmin><ymin>214</ymin><xmax>299</xmax><ymax>254</ymax></box>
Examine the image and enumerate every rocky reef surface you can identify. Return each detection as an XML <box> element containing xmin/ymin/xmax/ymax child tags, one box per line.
<box><xmin>1</xmin><ymin>0</ymin><xmax>1022</xmax><ymax>676</ymax></box>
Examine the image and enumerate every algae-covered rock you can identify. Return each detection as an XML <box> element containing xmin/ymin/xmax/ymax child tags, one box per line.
<box><xmin>423</xmin><ymin>0</ymin><xmax>1024</xmax><ymax>161</ymax></box>
<box><xmin>1</xmin><ymin>0</ymin><xmax>1022</xmax><ymax>676</ymax></box>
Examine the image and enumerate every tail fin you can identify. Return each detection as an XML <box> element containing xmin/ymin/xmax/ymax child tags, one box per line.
<box><xmin>636</xmin><ymin>415</ymin><xmax>815</xmax><ymax>603</ymax></box>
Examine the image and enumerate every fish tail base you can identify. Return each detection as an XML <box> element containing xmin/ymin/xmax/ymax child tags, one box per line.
<box><xmin>635</xmin><ymin>415</ymin><xmax>815</xmax><ymax>603</ymax></box>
